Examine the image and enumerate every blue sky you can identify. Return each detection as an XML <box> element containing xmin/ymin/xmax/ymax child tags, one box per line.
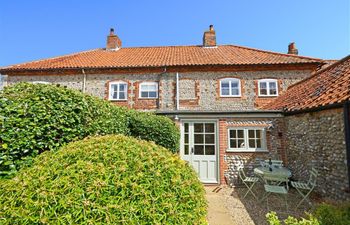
<box><xmin>0</xmin><ymin>0</ymin><xmax>349</xmax><ymax>66</ymax></box>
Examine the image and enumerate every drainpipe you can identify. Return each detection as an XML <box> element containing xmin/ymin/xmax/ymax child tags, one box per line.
<box><xmin>176</xmin><ymin>72</ymin><xmax>180</xmax><ymax>110</ymax></box>
<box><xmin>344</xmin><ymin>101</ymin><xmax>350</xmax><ymax>189</ymax></box>
<box><xmin>175</xmin><ymin>72</ymin><xmax>180</xmax><ymax>121</ymax></box>
<box><xmin>82</xmin><ymin>69</ymin><xmax>86</xmax><ymax>93</ymax></box>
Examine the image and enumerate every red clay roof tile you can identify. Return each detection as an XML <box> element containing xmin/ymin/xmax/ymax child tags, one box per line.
<box><xmin>266</xmin><ymin>55</ymin><xmax>350</xmax><ymax>112</ymax></box>
<box><xmin>0</xmin><ymin>45</ymin><xmax>322</xmax><ymax>71</ymax></box>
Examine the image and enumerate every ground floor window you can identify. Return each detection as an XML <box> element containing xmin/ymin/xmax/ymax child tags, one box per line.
<box><xmin>227</xmin><ymin>127</ymin><xmax>266</xmax><ymax>151</ymax></box>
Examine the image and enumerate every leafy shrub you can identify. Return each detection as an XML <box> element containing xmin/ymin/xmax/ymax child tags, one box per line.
<box><xmin>266</xmin><ymin>211</ymin><xmax>319</xmax><ymax>225</ymax></box>
<box><xmin>314</xmin><ymin>203</ymin><xmax>350</xmax><ymax>225</ymax></box>
<box><xmin>0</xmin><ymin>83</ymin><xmax>128</xmax><ymax>176</ymax></box>
<box><xmin>127</xmin><ymin>110</ymin><xmax>180</xmax><ymax>153</ymax></box>
<box><xmin>0</xmin><ymin>135</ymin><xmax>207</xmax><ymax>224</ymax></box>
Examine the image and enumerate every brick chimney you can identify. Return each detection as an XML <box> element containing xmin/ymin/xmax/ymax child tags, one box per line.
<box><xmin>106</xmin><ymin>28</ymin><xmax>122</xmax><ymax>50</ymax></box>
<box><xmin>288</xmin><ymin>42</ymin><xmax>298</xmax><ymax>55</ymax></box>
<box><xmin>203</xmin><ymin>25</ymin><xmax>216</xmax><ymax>47</ymax></box>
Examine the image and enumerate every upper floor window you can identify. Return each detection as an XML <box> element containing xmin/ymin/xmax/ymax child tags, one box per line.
<box><xmin>109</xmin><ymin>81</ymin><xmax>127</xmax><ymax>100</ymax></box>
<box><xmin>139</xmin><ymin>82</ymin><xmax>158</xmax><ymax>98</ymax></box>
<box><xmin>220</xmin><ymin>78</ymin><xmax>241</xmax><ymax>97</ymax></box>
<box><xmin>227</xmin><ymin>127</ymin><xmax>267</xmax><ymax>152</ymax></box>
<box><xmin>258</xmin><ymin>79</ymin><xmax>278</xmax><ymax>96</ymax></box>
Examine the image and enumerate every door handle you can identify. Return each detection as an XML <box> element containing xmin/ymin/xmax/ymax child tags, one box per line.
<box><xmin>191</xmin><ymin>147</ymin><xmax>194</xmax><ymax>154</ymax></box>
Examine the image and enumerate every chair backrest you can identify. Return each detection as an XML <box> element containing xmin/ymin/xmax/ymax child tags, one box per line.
<box><xmin>265</xmin><ymin>159</ymin><xmax>283</xmax><ymax>168</ymax></box>
<box><xmin>238</xmin><ymin>167</ymin><xmax>246</xmax><ymax>181</ymax></box>
<box><xmin>307</xmin><ymin>167</ymin><xmax>318</xmax><ymax>187</ymax></box>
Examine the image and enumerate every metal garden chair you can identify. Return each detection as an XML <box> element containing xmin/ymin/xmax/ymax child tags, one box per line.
<box><xmin>260</xmin><ymin>173</ymin><xmax>289</xmax><ymax>212</ymax></box>
<box><xmin>238</xmin><ymin>167</ymin><xmax>259</xmax><ymax>199</ymax></box>
<box><xmin>291</xmin><ymin>167</ymin><xmax>318</xmax><ymax>208</ymax></box>
<box><xmin>265</xmin><ymin>159</ymin><xmax>284</xmax><ymax>168</ymax></box>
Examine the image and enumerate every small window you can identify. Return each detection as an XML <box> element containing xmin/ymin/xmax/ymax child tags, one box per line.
<box><xmin>228</xmin><ymin>128</ymin><xmax>266</xmax><ymax>151</ymax></box>
<box><xmin>109</xmin><ymin>81</ymin><xmax>127</xmax><ymax>100</ymax></box>
<box><xmin>258</xmin><ymin>79</ymin><xmax>278</xmax><ymax>96</ymax></box>
<box><xmin>220</xmin><ymin>78</ymin><xmax>241</xmax><ymax>97</ymax></box>
<box><xmin>139</xmin><ymin>82</ymin><xmax>158</xmax><ymax>99</ymax></box>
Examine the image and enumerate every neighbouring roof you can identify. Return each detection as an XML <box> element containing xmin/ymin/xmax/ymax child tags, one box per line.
<box><xmin>0</xmin><ymin>45</ymin><xmax>322</xmax><ymax>72</ymax></box>
<box><xmin>266</xmin><ymin>55</ymin><xmax>350</xmax><ymax>112</ymax></box>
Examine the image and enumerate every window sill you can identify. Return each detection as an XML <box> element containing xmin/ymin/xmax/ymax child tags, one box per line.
<box><xmin>109</xmin><ymin>99</ymin><xmax>128</xmax><ymax>102</ymax></box>
<box><xmin>138</xmin><ymin>97</ymin><xmax>158</xmax><ymax>100</ymax></box>
<box><xmin>219</xmin><ymin>95</ymin><xmax>242</xmax><ymax>98</ymax></box>
<box><xmin>257</xmin><ymin>95</ymin><xmax>278</xmax><ymax>98</ymax></box>
<box><xmin>226</xmin><ymin>149</ymin><xmax>269</xmax><ymax>153</ymax></box>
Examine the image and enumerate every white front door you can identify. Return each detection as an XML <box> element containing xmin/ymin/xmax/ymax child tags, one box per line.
<box><xmin>181</xmin><ymin>121</ymin><xmax>218</xmax><ymax>183</ymax></box>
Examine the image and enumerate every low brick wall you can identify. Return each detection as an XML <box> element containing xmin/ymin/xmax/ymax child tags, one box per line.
<box><xmin>285</xmin><ymin>108</ymin><xmax>350</xmax><ymax>201</ymax></box>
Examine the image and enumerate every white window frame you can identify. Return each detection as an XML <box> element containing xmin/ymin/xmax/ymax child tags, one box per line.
<box><xmin>109</xmin><ymin>81</ymin><xmax>128</xmax><ymax>100</ymax></box>
<box><xmin>32</xmin><ymin>81</ymin><xmax>51</xmax><ymax>84</ymax></box>
<box><xmin>139</xmin><ymin>82</ymin><xmax>158</xmax><ymax>99</ymax></box>
<box><xmin>258</xmin><ymin>79</ymin><xmax>278</xmax><ymax>97</ymax></box>
<box><xmin>219</xmin><ymin>78</ymin><xmax>241</xmax><ymax>97</ymax></box>
<box><xmin>227</xmin><ymin>127</ymin><xmax>267</xmax><ymax>152</ymax></box>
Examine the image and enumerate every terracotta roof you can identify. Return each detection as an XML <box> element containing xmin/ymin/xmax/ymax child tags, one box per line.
<box><xmin>266</xmin><ymin>55</ymin><xmax>350</xmax><ymax>112</ymax></box>
<box><xmin>0</xmin><ymin>45</ymin><xmax>322</xmax><ymax>72</ymax></box>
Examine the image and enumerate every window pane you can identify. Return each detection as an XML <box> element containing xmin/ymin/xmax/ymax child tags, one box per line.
<box><xmin>231</xmin><ymin>88</ymin><xmax>239</xmax><ymax>96</ymax></box>
<box><xmin>141</xmin><ymin>92</ymin><xmax>148</xmax><ymax>98</ymax></box>
<box><xmin>184</xmin><ymin>133</ymin><xmax>189</xmax><ymax>144</ymax></box>
<box><xmin>230</xmin><ymin>130</ymin><xmax>236</xmax><ymax>138</ymax></box>
<box><xmin>256</xmin><ymin>130</ymin><xmax>262</xmax><ymax>138</ymax></box>
<box><xmin>248</xmin><ymin>130</ymin><xmax>255</xmax><ymax>138</ymax></box>
<box><xmin>205</xmin><ymin>123</ymin><xmax>214</xmax><ymax>133</ymax></box>
<box><xmin>184</xmin><ymin>145</ymin><xmax>189</xmax><ymax>155</ymax></box>
<box><xmin>194</xmin><ymin>145</ymin><xmax>204</xmax><ymax>155</ymax></box>
<box><xmin>221</xmin><ymin>82</ymin><xmax>230</xmax><ymax>88</ymax></box>
<box><xmin>194</xmin><ymin>134</ymin><xmax>204</xmax><ymax>143</ymax></box>
<box><xmin>238</xmin><ymin>139</ymin><xmax>245</xmax><ymax>148</ymax></box>
<box><xmin>149</xmin><ymin>91</ymin><xmax>157</xmax><ymax>98</ymax></box>
<box><xmin>260</xmin><ymin>82</ymin><xmax>267</xmax><ymax>89</ymax></box>
<box><xmin>237</xmin><ymin>130</ymin><xmax>244</xmax><ymax>138</ymax></box>
<box><xmin>148</xmin><ymin>84</ymin><xmax>157</xmax><ymax>91</ymax></box>
<box><xmin>260</xmin><ymin>88</ymin><xmax>268</xmax><ymax>95</ymax></box>
<box><xmin>231</xmin><ymin>82</ymin><xmax>238</xmax><ymax>88</ymax></box>
<box><xmin>119</xmin><ymin>92</ymin><xmax>126</xmax><ymax>99</ymax></box>
<box><xmin>269</xmin><ymin>82</ymin><xmax>276</xmax><ymax>89</ymax></box>
<box><xmin>194</xmin><ymin>123</ymin><xmax>204</xmax><ymax>133</ymax></box>
<box><xmin>221</xmin><ymin>88</ymin><xmax>230</xmax><ymax>96</ymax></box>
<box><xmin>256</xmin><ymin>140</ymin><xmax>261</xmax><ymax>148</ymax></box>
<box><xmin>249</xmin><ymin>139</ymin><xmax>256</xmax><ymax>148</ymax></box>
<box><xmin>269</xmin><ymin>88</ymin><xmax>277</xmax><ymax>95</ymax></box>
<box><xmin>205</xmin><ymin>134</ymin><xmax>215</xmax><ymax>144</ymax></box>
<box><xmin>230</xmin><ymin>140</ymin><xmax>237</xmax><ymax>148</ymax></box>
<box><xmin>184</xmin><ymin>123</ymin><xmax>189</xmax><ymax>132</ymax></box>
<box><xmin>119</xmin><ymin>84</ymin><xmax>126</xmax><ymax>91</ymax></box>
<box><xmin>205</xmin><ymin>145</ymin><xmax>215</xmax><ymax>155</ymax></box>
<box><xmin>112</xmin><ymin>92</ymin><xmax>118</xmax><ymax>99</ymax></box>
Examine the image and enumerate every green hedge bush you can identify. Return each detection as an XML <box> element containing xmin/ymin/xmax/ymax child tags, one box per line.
<box><xmin>0</xmin><ymin>83</ymin><xmax>180</xmax><ymax>177</ymax></box>
<box><xmin>267</xmin><ymin>203</ymin><xmax>350</xmax><ymax>225</ymax></box>
<box><xmin>0</xmin><ymin>135</ymin><xmax>207</xmax><ymax>224</ymax></box>
<box><xmin>127</xmin><ymin>110</ymin><xmax>180</xmax><ymax>153</ymax></box>
<box><xmin>314</xmin><ymin>203</ymin><xmax>350</xmax><ymax>225</ymax></box>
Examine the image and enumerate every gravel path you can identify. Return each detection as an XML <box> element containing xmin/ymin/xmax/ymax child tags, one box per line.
<box><xmin>206</xmin><ymin>185</ymin><xmax>317</xmax><ymax>225</ymax></box>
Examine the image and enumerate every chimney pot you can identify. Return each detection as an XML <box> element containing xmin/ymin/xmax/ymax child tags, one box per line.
<box><xmin>209</xmin><ymin>25</ymin><xmax>214</xmax><ymax>31</ymax></box>
<box><xmin>203</xmin><ymin>25</ymin><xmax>216</xmax><ymax>47</ymax></box>
<box><xmin>106</xmin><ymin>28</ymin><xmax>122</xmax><ymax>50</ymax></box>
<box><xmin>288</xmin><ymin>42</ymin><xmax>298</xmax><ymax>55</ymax></box>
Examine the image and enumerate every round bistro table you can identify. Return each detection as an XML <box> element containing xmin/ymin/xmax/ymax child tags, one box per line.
<box><xmin>254</xmin><ymin>166</ymin><xmax>292</xmax><ymax>178</ymax></box>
